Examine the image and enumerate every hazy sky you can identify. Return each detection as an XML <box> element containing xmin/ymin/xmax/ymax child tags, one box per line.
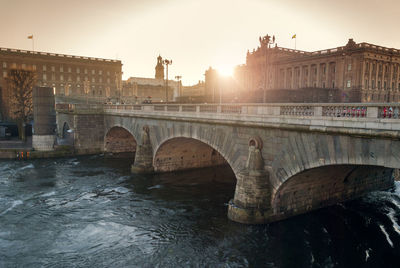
<box><xmin>1</xmin><ymin>0</ymin><xmax>400</xmax><ymax>85</ymax></box>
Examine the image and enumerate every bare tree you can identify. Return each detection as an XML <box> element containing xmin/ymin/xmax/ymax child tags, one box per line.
<box><xmin>5</xmin><ymin>68</ymin><xmax>36</xmax><ymax>141</ymax></box>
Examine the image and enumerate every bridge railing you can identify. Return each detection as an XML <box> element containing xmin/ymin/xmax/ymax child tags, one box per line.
<box><xmin>56</xmin><ymin>103</ymin><xmax>400</xmax><ymax>120</ymax></box>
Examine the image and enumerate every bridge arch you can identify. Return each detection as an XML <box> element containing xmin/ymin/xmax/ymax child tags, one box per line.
<box><xmin>153</xmin><ymin>136</ymin><xmax>235</xmax><ymax>174</ymax></box>
<box><xmin>104</xmin><ymin>126</ymin><xmax>137</xmax><ymax>157</ymax></box>
<box><xmin>268</xmin><ymin>133</ymin><xmax>396</xmax><ymax>220</ymax></box>
<box><xmin>271</xmin><ymin>164</ymin><xmax>393</xmax><ymax>219</ymax></box>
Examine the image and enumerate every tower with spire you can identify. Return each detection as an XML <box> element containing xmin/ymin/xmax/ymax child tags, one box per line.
<box><xmin>155</xmin><ymin>55</ymin><xmax>164</xmax><ymax>80</ymax></box>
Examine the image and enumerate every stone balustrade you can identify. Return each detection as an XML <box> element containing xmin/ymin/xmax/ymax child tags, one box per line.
<box><xmin>56</xmin><ymin>102</ymin><xmax>400</xmax><ymax>120</ymax></box>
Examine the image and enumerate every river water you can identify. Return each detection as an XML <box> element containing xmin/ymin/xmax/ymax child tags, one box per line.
<box><xmin>0</xmin><ymin>156</ymin><xmax>399</xmax><ymax>267</ymax></box>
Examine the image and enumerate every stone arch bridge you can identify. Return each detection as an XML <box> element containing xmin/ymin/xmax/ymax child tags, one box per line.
<box><xmin>56</xmin><ymin>103</ymin><xmax>400</xmax><ymax>224</ymax></box>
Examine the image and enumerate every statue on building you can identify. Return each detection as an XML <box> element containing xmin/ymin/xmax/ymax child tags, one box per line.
<box><xmin>259</xmin><ymin>34</ymin><xmax>275</xmax><ymax>48</ymax></box>
<box><xmin>155</xmin><ymin>55</ymin><xmax>164</xmax><ymax>80</ymax></box>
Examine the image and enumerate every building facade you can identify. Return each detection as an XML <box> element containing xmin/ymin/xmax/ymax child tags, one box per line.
<box><xmin>0</xmin><ymin>47</ymin><xmax>122</xmax><ymax>108</ymax></box>
<box><xmin>236</xmin><ymin>37</ymin><xmax>400</xmax><ymax>103</ymax></box>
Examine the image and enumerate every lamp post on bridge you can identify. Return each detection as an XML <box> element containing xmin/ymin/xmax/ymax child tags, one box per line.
<box><xmin>163</xmin><ymin>59</ymin><xmax>172</xmax><ymax>102</ymax></box>
<box><xmin>175</xmin><ymin>75</ymin><xmax>182</xmax><ymax>100</ymax></box>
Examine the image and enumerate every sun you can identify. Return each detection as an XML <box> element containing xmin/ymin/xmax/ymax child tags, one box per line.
<box><xmin>216</xmin><ymin>64</ymin><xmax>234</xmax><ymax>77</ymax></box>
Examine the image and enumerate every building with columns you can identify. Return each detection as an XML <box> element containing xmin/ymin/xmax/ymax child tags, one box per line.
<box><xmin>237</xmin><ymin>37</ymin><xmax>400</xmax><ymax>103</ymax></box>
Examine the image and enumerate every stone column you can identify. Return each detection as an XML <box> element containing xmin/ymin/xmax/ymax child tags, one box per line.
<box><xmin>316</xmin><ymin>62</ymin><xmax>320</xmax><ymax>87</ymax></box>
<box><xmin>325</xmin><ymin>62</ymin><xmax>330</xmax><ymax>88</ymax></box>
<box><xmin>131</xmin><ymin>126</ymin><xmax>154</xmax><ymax>174</ymax></box>
<box><xmin>299</xmin><ymin>66</ymin><xmax>304</xmax><ymax>88</ymax></box>
<box><xmin>308</xmin><ymin>65</ymin><xmax>312</xmax><ymax>87</ymax></box>
<box><xmin>368</xmin><ymin>61</ymin><xmax>373</xmax><ymax>89</ymax></box>
<box><xmin>291</xmin><ymin>67</ymin><xmax>295</xmax><ymax>89</ymax></box>
<box><xmin>228</xmin><ymin>137</ymin><xmax>272</xmax><ymax>224</ymax></box>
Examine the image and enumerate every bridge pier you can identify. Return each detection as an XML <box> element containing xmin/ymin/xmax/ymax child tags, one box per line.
<box><xmin>131</xmin><ymin>126</ymin><xmax>154</xmax><ymax>174</ymax></box>
<box><xmin>228</xmin><ymin>137</ymin><xmax>272</xmax><ymax>224</ymax></box>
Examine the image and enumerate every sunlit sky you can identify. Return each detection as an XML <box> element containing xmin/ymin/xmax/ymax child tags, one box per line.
<box><xmin>1</xmin><ymin>0</ymin><xmax>400</xmax><ymax>85</ymax></box>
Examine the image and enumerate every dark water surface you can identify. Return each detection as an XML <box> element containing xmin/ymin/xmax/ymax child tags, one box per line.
<box><xmin>0</xmin><ymin>156</ymin><xmax>399</xmax><ymax>267</ymax></box>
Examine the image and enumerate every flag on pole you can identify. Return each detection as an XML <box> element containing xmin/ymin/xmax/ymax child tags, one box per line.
<box><xmin>292</xmin><ymin>34</ymin><xmax>296</xmax><ymax>39</ymax></box>
<box><xmin>27</xmin><ymin>35</ymin><xmax>33</xmax><ymax>39</ymax></box>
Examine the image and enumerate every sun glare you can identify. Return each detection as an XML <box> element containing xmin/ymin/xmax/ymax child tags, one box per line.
<box><xmin>216</xmin><ymin>65</ymin><xmax>234</xmax><ymax>77</ymax></box>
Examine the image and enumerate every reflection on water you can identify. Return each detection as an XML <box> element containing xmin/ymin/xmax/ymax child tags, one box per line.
<box><xmin>0</xmin><ymin>156</ymin><xmax>399</xmax><ymax>267</ymax></box>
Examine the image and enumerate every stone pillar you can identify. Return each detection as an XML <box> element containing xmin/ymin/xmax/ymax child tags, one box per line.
<box><xmin>131</xmin><ymin>126</ymin><xmax>154</xmax><ymax>174</ymax></box>
<box><xmin>299</xmin><ymin>66</ymin><xmax>304</xmax><ymax>88</ymax></box>
<box><xmin>228</xmin><ymin>137</ymin><xmax>271</xmax><ymax>224</ymax></box>
<box><xmin>369</xmin><ymin>60</ymin><xmax>373</xmax><ymax>91</ymax></box>
<box><xmin>316</xmin><ymin>62</ymin><xmax>320</xmax><ymax>87</ymax></box>
<box><xmin>325</xmin><ymin>62</ymin><xmax>329</xmax><ymax>88</ymax></box>
<box><xmin>308</xmin><ymin>65</ymin><xmax>312</xmax><ymax>87</ymax></box>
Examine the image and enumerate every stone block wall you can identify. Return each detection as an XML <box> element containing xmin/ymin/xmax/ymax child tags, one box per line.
<box><xmin>73</xmin><ymin>114</ymin><xmax>104</xmax><ymax>153</ymax></box>
<box><xmin>271</xmin><ymin>165</ymin><xmax>394</xmax><ymax>221</ymax></box>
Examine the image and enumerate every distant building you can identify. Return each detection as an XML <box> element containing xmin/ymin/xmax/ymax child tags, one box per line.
<box><xmin>125</xmin><ymin>55</ymin><xmax>180</xmax><ymax>102</ymax></box>
<box><xmin>0</xmin><ymin>47</ymin><xmax>122</xmax><ymax>118</ymax></box>
<box><xmin>235</xmin><ymin>36</ymin><xmax>400</xmax><ymax>103</ymax></box>
<box><xmin>0</xmin><ymin>47</ymin><xmax>122</xmax><ymax>97</ymax></box>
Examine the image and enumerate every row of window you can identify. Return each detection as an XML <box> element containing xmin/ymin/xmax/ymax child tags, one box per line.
<box><xmin>365</xmin><ymin>62</ymin><xmax>400</xmax><ymax>73</ymax></box>
<box><xmin>364</xmin><ymin>79</ymin><xmax>400</xmax><ymax>90</ymax></box>
<box><xmin>1</xmin><ymin>62</ymin><xmax>116</xmax><ymax>76</ymax></box>
<box><xmin>41</xmin><ymin>73</ymin><xmax>112</xmax><ymax>83</ymax></box>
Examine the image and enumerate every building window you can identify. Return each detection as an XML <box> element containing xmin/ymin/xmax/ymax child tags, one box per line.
<box><xmin>107</xmin><ymin>71</ymin><xmax>110</xmax><ymax>76</ymax></box>
<box><xmin>92</xmin><ymin>70</ymin><xmax>95</xmax><ymax>75</ymax></box>
<box><xmin>43</xmin><ymin>65</ymin><xmax>46</xmax><ymax>71</ymax></box>
<box><xmin>92</xmin><ymin>77</ymin><xmax>95</xmax><ymax>83</ymax></box>
<box><xmin>392</xmin><ymin>82</ymin><xmax>395</xmax><ymax>90</ymax></box>
<box><xmin>99</xmin><ymin>70</ymin><xmax>102</xmax><ymax>75</ymax></box>
<box><xmin>365</xmin><ymin>79</ymin><xmax>369</xmax><ymax>88</ymax></box>
<box><xmin>332</xmin><ymin>81</ymin><xmax>335</xmax><ymax>88</ymax></box>
<box><xmin>60</xmin><ymin>66</ymin><xmax>64</xmax><ymax>72</ymax></box>
<box><xmin>84</xmin><ymin>68</ymin><xmax>87</xmax><ymax>74</ymax></box>
<box><xmin>52</xmin><ymin>74</ymin><xmax>55</xmax><ymax>81</ymax></box>
<box><xmin>3</xmin><ymin>71</ymin><xmax>7</xmax><ymax>78</ymax></box>
<box><xmin>323</xmin><ymin>66</ymin><xmax>326</xmax><ymax>74</ymax></box>
<box><xmin>68</xmin><ymin>67</ymin><xmax>71</xmax><ymax>73</ymax></box>
<box><xmin>107</xmin><ymin>78</ymin><xmax>110</xmax><ymax>83</ymax></box>
<box><xmin>51</xmin><ymin>66</ymin><xmax>55</xmax><ymax>72</ymax></box>
<box><xmin>385</xmin><ymin>66</ymin><xmax>388</xmax><ymax>73</ymax></box>
<box><xmin>43</xmin><ymin>74</ymin><xmax>47</xmax><ymax>81</ymax></box>
<box><xmin>379</xmin><ymin>65</ymin><xmax>382</xmax><ymax>72</ymax></box>
<box><xmin>68</xmin><ymin>76</ymin><xmax>71</xmax><ymax>82</ymax></box>
<box><xmin>372</xmin><ymin>80</ymin><xmax>375</xmax><ymax>89</ymax></box>
<box><xmin>77</xmin><ymin>68</ymin><xmax>80</xmax><ymax>73</ymax></box>
<box><xmin>77</xmin><ymin>76</ymin><xmax>80</xmax><ymax>82</ymax></box>
<box><xmin>378</xmin><ymin>80</ymin><xmax>381</xmax><ymax>89</ymax></box>
<box><xmin>347</xmin><ymin>80</ymin><xmax>351</xmax><ymax>88</ymax></box>
<box><xmin>60</xmin><ymin>74</ymin><xmax>64</xmax><ymax>81</ymax></box>
<box><xmin>22</xmin><ymin>63</ymin><xmax>26</xmax><ymax>69</ymax></box>
<box><xmin>99</xmin><ymin>77</ymin><xmax>102</xmax><ymax>83</ymax></box>
<box><xmin>347</xmin><ymin>63</ymin><xmax>352</xmax><ymax>71</ymax></box>
<box><xmin>32</xmin><ymin>65</ymin><xmax>36</xmax><ymax>71</ymax></box>
<box><xmin>2</xmin><ymin>62</ymin><xmax>6</xmax><ymax>68</ymax></box>
<box><xmin>322</xmin><ymin>82</ymin><xmax>325</xmax><ymax>88</ymax></box>
<box><xmin>384</xmin><ymin>81</ymin><xmax>387</xmax><ymax>90</ymax></box>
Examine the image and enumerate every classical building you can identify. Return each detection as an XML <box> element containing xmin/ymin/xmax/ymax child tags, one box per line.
<box><xmin>125</xmin><ymin>55</ymin><xmax>180</xmax><ymax>102</ymax></box>
<box><xmin>236</xmin><ymin>36</ymin><xmax>400</xmax><ymax>103</ymax></box>
<box><xmin>0</xmin><ymin>47</ymin><xmax>122</xmax><ymax>103</ymax></box>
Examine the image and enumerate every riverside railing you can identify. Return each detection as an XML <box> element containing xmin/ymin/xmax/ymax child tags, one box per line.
<box><xmin>56</xmin><ymin>103</ymin><xmax>400</xmax><ymax>120</ymax></box>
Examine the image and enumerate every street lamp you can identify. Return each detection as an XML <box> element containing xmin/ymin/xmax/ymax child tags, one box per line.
<box><xmin>175</xmin><ymin>75</ymin><xmax>182</xmax><ymax>99</ymax></box>
<box><xmin>163</xmin><ymin>59</ymin><xmax>172</xmax><ymax>102</ymax></box>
